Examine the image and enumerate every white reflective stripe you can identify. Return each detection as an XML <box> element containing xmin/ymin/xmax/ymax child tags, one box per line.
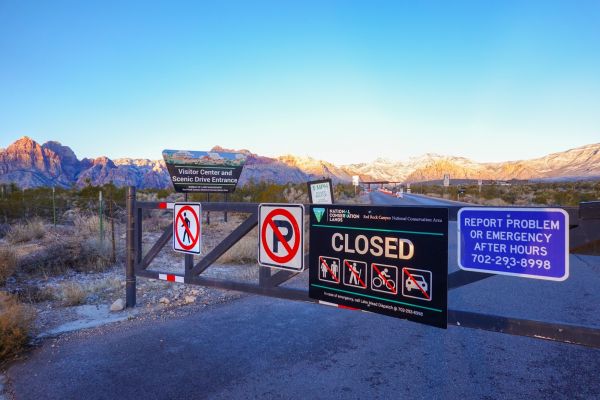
<box><xmin>158</xmin><ymin>274</ymin><xmax>184</xmax><ymax>283</ymax></box>
<box><xmin>166</xmin><ymin>202</ymin><xmax>175</xmax><ymax>210</ymax></box>
<box><xmin>318</xmin><ymin>300</ymin><xmax>339</xmax><ymax>308</ymax></box>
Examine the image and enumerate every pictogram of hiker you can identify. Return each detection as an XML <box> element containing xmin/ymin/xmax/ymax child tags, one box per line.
<box><xmin>349</xmin><ymin>262</ymin><xmax>361</xmax><ymax>285</ymax></box>
<box><xmin>181</xmin><ymin>211</ymin><xmax>191</xmax><ymax>243</ymax></box>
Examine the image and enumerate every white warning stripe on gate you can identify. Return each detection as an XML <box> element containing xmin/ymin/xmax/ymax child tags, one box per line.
<box><xmin>158</xmin><ymin>273</ymin><xmax>184</xmax><ymax>283</ymax></box>
<box><xmin>318</xmin><ymin>300</ymin><xmax>359</xmax><ymax>311</ymax></box>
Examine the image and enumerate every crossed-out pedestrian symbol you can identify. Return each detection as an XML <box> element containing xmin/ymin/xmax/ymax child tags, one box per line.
<box><xmin>174</xmin><ymin>205</ymin><xmax>200</xmax><ymax>252</ymax></box>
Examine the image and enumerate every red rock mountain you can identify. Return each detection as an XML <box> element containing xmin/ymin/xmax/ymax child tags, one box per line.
<box><xmin>1</xmin><ymin>136</ymin><xmax>599</xmax><ymax>189</ymax></box>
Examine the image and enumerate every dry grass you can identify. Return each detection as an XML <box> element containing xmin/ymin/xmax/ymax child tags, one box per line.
<box><xmin>0</xmin><ymin>246</ymin><xmax>18</xmax><ymax>285</ymax></box>
<box><xmin>217</xmin><ymin>229</ymin><xmax>258</xmax><ymax>264</ymax></box>
<box><xmin>58</xmin><ymin>282</ymin><xmax>87</xmax><ymax>306</ymax></box>
<box><xmin>12</xmin><ymin>284</ymin><xmax>55</xmax><ymax>304</ymax></box>
<box><xmin>0</xmin><ymin>292</ymin><xmax>36</xmax><ymax>362</ymax></box>
<box><xmin>87</xmin><ymin>277</ymin><xmax>121</xmax><ymax>296</ymax></box>
<box><xmin>73</xmin><ymin>213</ymin><xmax>101</xmax><ymax>237</ymax></box>
<box><xmin>20</xmin><ymin>236</ymin><xmax>113</xmax><ymax>276</ymax></box>
<box><xmin>6</xmin><ymin>218</ymin><xmax>46</xmax><ymax>244</ymax></box>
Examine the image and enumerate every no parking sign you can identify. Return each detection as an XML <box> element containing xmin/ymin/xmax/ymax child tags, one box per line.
<box><xmin>258</xmin><ymin>204</ymin><xmax>305</xmax><ymax>271</ymax></box>
<box><xmin>173</xmin><ymin>202</ymin><xmax>201</xmax><ymax>254</ymax></box>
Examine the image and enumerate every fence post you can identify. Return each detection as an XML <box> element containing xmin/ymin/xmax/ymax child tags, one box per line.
<box><xmin>109</xmin><ymin>191</ymin><xmax>116</xmax><ymax>263</ymax></box>
<box><xmin>224</xmin><ymin>192</ymin><xmax>228</xmax><ymax>222</ymax></box>
<box><xmin>52</xmin><ymin>186</ymin><xmax>56</xmax><ymax>228</ymax></box>
<box><xmin>126</xmin><ymin>186</ymin><xmax>136</xmax><ymax>308</ymax></box>
<box><xmin>99</xmin><ymin>190</ymin><xmax>104</xmax><ymax>243</ymax></box>
<box><xmin>206</xmin><ymin>193</ymin><xmax>211</xmax><ymax>225</ymax></box>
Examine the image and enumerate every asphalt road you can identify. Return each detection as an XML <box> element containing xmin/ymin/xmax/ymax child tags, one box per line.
<box><xmin>6</xmin><ymin>194</ymin><xmax>600</xmax><ymax>399</ymax></box>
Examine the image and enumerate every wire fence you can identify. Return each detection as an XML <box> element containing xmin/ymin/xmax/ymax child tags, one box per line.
<box><xmin>0</xmin><ymin>185</ymin><xmax>128</xmax><ymax>226</ymax></box>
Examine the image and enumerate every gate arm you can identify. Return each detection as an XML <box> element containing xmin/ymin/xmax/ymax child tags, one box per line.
<box><xmin>189</xmin><ymin>212</ymin><xmax>258</xmax><ymax>276</ymax></box>
<box><xmin>448</xmin><ymin>309</ymin><xmax>600</xmax><ymax>348</ymax></box>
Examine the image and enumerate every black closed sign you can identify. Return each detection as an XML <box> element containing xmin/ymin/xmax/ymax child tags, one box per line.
<box><xmin>309</xmin><ymin>205</ymin><xmax>448</xmax><ymax>328</ymax></box>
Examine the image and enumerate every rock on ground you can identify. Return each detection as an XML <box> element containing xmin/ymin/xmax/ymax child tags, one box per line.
<box><xmin>110</xmin><ymin>299</ymin><xmax>125</xmax><ymax>312</ymax></box>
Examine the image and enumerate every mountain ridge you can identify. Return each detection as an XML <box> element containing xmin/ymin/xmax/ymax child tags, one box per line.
<box><xmin>1</xmin><ymin>136</ymin><xmax>600</xmax><ymax>189</ymax></box>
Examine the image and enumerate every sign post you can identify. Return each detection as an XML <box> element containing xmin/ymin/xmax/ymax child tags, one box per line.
<box><xmin>307</xmin><ymin>179</ymin><xmax>334</xmax><ymax>204</ymax></box>
<box><xmin>458</xmin><ymin>207</ymin><xmax>569</xmax><ymax>281</ymax></box>
<box><xmin>309</xmin><ymin>205</ymin><xmax>448</xmax><ymax>328</ymax></box>
<box><xmin>258</xmin><ymin>204</ymin><xmax>305</xmax><ymax>272</ymax></box>
<box><xmin>162</xmin><ymin>149</ymin><xmax>247</xmax><ymax>193</ymax></box>
<box><xmin>443</xmin><ymin>174</ymin><xmax>450</xmax><ymax>187</ymax></box>
<box><xmin>173</xmin><ymin>202</ymin><xmax>202</xmax><ymax>254</ymax></box>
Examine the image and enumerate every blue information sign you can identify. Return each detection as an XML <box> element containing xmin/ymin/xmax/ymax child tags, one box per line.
<box><xmin>458</xmin><ymin>207</ymin><xmax>569</xmax><ymax>281</ymax></box>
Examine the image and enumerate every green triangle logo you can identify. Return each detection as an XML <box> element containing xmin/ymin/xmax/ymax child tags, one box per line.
<box><xmin>313</xmin><ymin>207</ymin><xmax>325</xmax><ymax>223</ymax></box>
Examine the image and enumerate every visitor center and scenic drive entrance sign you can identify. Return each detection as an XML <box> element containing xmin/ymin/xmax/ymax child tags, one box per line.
<box><xmin>125</xmin><ymin>150</ymin><xmax>600</xmax><ymax>347</ymax></box>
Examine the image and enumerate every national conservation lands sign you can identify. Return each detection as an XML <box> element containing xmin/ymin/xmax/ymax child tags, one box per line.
<box><xmin>309</xmin><ymin>205</ymin><xmax>449</xmax><ymax>328</ymax></box>
<box><xmin>162</xmin><ymin>149</ymin><xmax>247</xmax><ymax>193</ymax></box>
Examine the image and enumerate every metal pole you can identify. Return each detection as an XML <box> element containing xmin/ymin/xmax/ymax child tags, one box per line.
<box><xmin>52</xmin><ymin>186</ymin><xmax>56</xmax><ymax>228</ymax></box>
<box><xmin>110</xmin><ymin>191</ymin><xmax>116</xmax><ymax>263</ymax></box>
<box><xmin>206</xmin><ymin>193</ymin><xmax>210</xmax><ymax>225</ymax></box>
<box><xmin>99</xmin><ymin>190</ymin><xmax>104</xmax><ymax>243</ymax></box>
<box><xmin>224</xmin><ymin>192</ymin><xmax>228</xmax><ymax>222</ymax></box>
<box><xmin>126</xmin><ymin>186</ymin><xmax>136</xmax><ymax>308</ymax></box>
<box><xmin>182</xmin><ymin>193</ymin><xmax>194</xmax><ymax>275</ymax></box>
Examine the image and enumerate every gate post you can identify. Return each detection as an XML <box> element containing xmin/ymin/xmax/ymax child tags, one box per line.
<box><xmin>126</xmin><ymin>186</ymin><xmax>137</xmax><ymax>308</ymax></box>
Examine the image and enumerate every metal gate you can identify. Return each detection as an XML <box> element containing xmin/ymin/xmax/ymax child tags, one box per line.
<box><xmin>125</xmin><ymin>187</ymin><xmax>600</xmax><ymax>348</ymax></box>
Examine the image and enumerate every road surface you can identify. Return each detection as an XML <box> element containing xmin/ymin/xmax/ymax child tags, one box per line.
<box><xmin>6</xmin><ymin>193</ymin><xmax>600</xmax><ymax>399</ymax></box>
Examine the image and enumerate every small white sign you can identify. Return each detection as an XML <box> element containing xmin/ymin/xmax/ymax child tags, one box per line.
<box><xmin>352</xmin><ymin>175</ymin><xmax>360</xmax><ymax>186</ymax></box>
<box><xmin>308</xmin><ymin>179</ymin><xmax>334</xmax><ymax>204</ymax></box>
<box><xmin>443</xmin><ymin>174</ymin><xmax>450</xmax><ymax>187</ymax></box>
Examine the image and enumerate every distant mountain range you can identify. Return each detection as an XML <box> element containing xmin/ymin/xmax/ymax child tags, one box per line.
<box><xmin>1</xmin><ymin>136</ymin><xmax>599</xmax><ymax>189</ymax></box>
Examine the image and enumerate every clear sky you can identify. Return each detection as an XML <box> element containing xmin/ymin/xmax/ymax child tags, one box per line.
<box><xmin>0</xmin><ymin>0</ymin><xmax>599</xmax><ymax>165</ymax></box>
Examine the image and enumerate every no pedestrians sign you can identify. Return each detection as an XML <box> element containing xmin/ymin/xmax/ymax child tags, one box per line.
<box><xmin>173</xmin><ymin>202</ymin><xmax>202</xmax><ymax>254</ymax></box>
<box><xmin>258</xmin><ymin>204</ymin><xmax>305</xmax><ymax>271</ymax></box>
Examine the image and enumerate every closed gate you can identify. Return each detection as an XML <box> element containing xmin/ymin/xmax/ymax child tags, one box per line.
<box><xmin>125</xmin><ymin>187</ymin><xmax>600</xmax><ymax>348</ymax></box>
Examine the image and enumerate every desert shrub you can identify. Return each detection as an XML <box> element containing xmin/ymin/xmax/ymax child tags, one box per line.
<box><xmin>0</xmin><ymin>223</ymin><xmax>11</xmax><ymax>238</ymax></box>
<box><xmin>0</xmin><ymin>292</ymin><xmax>36</xmax><ymax>362</ymax></box>
<box><xmin>500</xmin><ymin>191</ymin><xmax>517</xmax><ymax>204</ymax></box>
<box><xmin>0</xmin><ymin>246</ymin><xmax>18</xmax><ymax>285</ymax></box>
<box><xmin>334</xmin><ymin>183</ymin><xmax>356</xmax><ymax>200</ymax></box>
<box><xmin>6</xmin><ymin>218</ymin><xmax>46</xmax><ymax>244</ymax></box>
<box><xmin>73</xmin><ymin>213</ymin><xmax>101</xmax><ymax>237</ymax></box>
<box><xmin>80</xmin><ymin>237</ymin><xmax>113</xmax><ymax>272</ymax></box>
<box><xmin>533</xmin><ymin>192</ymin><xmax>550</xmax><ymax>205</ymax></box>
<box><xmin>20</xmin><ymin>237</ymin><xmax>113</xmax><ymax>276</ymax></box>
<box><xmin>59</xmin><ymin>282</ymin><xmax>86</xmax><ymax>306</ymax></box>
<box><xmin>10</xmin><ymin>284</ymin><xmax>55</xmax><ymax>304</ymax></box>
<box><xmin>156</xmin><ymin>189</ymin><xmax>172</xmax><ymax>199</ymax></box>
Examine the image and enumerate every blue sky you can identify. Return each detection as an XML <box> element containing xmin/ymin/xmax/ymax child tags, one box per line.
<box><xmin>0</xmin><ymin>0</ymin><xmax>599</xmax><ymax>165</ymax></box>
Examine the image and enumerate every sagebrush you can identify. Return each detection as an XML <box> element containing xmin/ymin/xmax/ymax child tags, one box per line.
<box><xmin>6</xmin><ymin>218</ymin><xmax>46</xmax><ymax>244</ymax></box>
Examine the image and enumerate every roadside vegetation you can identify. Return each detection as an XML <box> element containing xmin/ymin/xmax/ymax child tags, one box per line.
<box><xmin>408</xmin><ymin>180</ymin><xmax>600</xmax><ymax>206</ymax></box>
<box><xmin>0</xmin><ymin>179</ymin><xmax>361</xmax><ymax>363</ymax></box>
<box><xmin>0</xmin><ymin>292</ymin><xmax>35</xmax><ymax>363</ymax></box>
